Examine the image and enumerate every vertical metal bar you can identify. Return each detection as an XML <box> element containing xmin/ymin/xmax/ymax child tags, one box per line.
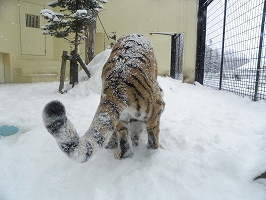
<box><xmin>177</xmin><ymin>35</ymin><xmax>181</xmax><ymax>78</ymax></box>
<box><xmin>170</xmin><ymin>34</ymin><xmax>177</xmax><ymax>79</ymax></box>
<box><xmin>195</xmin><ymin>0</ymin><xmax>207</xmax><ymax>84</ymax></box>
<box><xmin>253</xmin><ymin>0</ymin><xmax>266</xmax><ymax>101</ymax></box>
<box><xmin>219</xmin><ymin>0</ymin><xmax>228</xmax><ymax>90</ymax></box>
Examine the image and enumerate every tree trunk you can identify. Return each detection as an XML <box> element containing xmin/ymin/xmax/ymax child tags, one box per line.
<box><xmin>68</xmin><ymin>0</ymin><xmax>81</xmax><ymax>87</ymax></box>
<box><xmin>68</xmin><ymin>26</ymin><xmax>80</xmax><ymax>86</ymax></box>
<box><xmin>85</xmin><ymin>11</ymin><xmax>97</xmax><ymax>65</ymax></box>
<box><xmin>70</xmin><ymin>50</ymin><xmax>78</xmax><ymax>86</ymax></box>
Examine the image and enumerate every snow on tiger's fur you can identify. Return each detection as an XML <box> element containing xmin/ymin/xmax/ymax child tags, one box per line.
<box><xmin>42</xmin><ymin>34</ymin><xmax>165</xmax><ymax>162</ymax></box>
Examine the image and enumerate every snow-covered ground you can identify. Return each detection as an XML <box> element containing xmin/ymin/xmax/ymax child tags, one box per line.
<box><xmin>1</xmin><ymin>50</ymin><xmax>266</xmax><ymax>200</ymax></box>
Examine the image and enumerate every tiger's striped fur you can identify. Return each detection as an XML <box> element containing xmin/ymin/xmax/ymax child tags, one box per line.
<box><xmin>42</xmin><ymin>34</ymin><xmax>165</xmax><ymax>162</ymax></box>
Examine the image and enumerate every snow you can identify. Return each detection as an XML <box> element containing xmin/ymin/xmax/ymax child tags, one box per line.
<box><xmin>48</xmin><ymin>0</ymin><xmax>58</xmax><ymax>6</ymax></box>
<box><xmin>72</xmin><ymin>10</ymin><xmax>90</xmax><ymax>19</ymax></box>
<box><xmin>41</xmin><ymin>9</ymin><xmax>56</xmax><ymax>19</ymax></box>
<box><xmin>1</xmin><ymin>50</ymin><xmax>266</xmax><ymax>199</ymax></box>
<box><xmin>41</xmin><ymin>9</ymin><xmax>65</xmax><ymax>23</ymax></box>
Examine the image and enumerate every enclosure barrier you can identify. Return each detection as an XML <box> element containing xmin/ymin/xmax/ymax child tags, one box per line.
<box><xmin>197</xmin><ymin>0</ymin><xmax>266</xmax><ymax>101</ymax></box>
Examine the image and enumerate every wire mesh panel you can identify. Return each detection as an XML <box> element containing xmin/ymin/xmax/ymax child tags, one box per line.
<box><xmin>203</xmin><ymin>0</ymin><xmax>266</xmax><ymax>100</ymax></box>
<box><xmin>203</xmin><ymin>0</ymin><xmax>224</xmax><ymax>89</ymax></box>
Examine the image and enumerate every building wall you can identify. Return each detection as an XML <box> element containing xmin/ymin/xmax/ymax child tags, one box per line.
<box><xmin>0</xmin><ymin>0</ymin><xmax>198</xmax><ymax>84</ymax></box>
<box><xmin>0</xmin><ymin>0</ymin><xmax>63</xmax><ymax>83</ymax></box>
<box><xmin>96</xmin><ymin>0</ymin><xmax>198</xmax><ymax>83</ymax></box>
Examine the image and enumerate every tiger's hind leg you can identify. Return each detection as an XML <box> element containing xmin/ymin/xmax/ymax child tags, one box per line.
<box><xmin>129</xmin><ymin>121</ymin><xmax>144</xmax><ymax>147</ymax></box>
<box><xmin>146</xmin><ymin>120</ymin><xmax>160</xmax><ymax>150</ymax></box>
<box><xmin>146</xmin><ymin>98</ymin><xmax>165</xmax><ymax>150</ymax></box>
<box><xmin>114</xmin><ymin>122</ymin><xmax>134</xmax><ymax>159</ymax></box>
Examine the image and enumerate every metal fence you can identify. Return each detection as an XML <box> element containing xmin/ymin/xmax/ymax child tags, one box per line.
<box><xmin>200</xmin><ymin>0</ymin><xmax>266</xmax><ymax>101</ymax></box>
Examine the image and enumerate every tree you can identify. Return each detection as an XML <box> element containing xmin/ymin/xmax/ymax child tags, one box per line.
<box><xmin>84</xmin><ymin>10</ymin><xmax>97</xmax><ymax>64</ymax></box>
<box><xmin>41</xmin><ymin>0</ymin><xmax>107</xmax><ymax>86</ymax></box>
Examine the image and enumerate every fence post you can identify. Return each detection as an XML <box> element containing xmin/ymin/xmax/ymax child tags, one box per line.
<box><xmin>59</xmin><ymin>51</ymin><xmax>68</xmax><ymax>93</ymax></box>
<box><xmin>170</xmin><ymin>34</ymin><xmax>178</xmax><ymax>79</ymax></box>
<box><xmin>195</xmin><ymin>0</ymin><xmax>208</xmax><ymax>84</ymax></box>
<box><xmin>219</xmin><ymin>0</ymin><xmax>228</xmax><ymax>90</ymax></box>
<box><xmin>253</xmin><ymin>0</ymin><xmax>266</xmax><ymax>101</ymax></box>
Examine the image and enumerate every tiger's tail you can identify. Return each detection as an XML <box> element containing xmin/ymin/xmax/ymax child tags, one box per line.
<box><xmin>42</xmin><ymin>100</ymin><xmax>93</xmax><ymax>163</ymax></box>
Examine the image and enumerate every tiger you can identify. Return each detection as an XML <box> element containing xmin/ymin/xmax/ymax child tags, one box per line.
<box><xmin>42</xmin><ymin>34</ymin><xmax>165</xmax><ymax>163</ymax></box>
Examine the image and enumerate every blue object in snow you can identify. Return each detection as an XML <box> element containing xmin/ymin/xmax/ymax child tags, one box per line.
<box><xmin>0</xmin><ymin>125</ymin><xmax>19</xmax><ymax>137</ymax></box>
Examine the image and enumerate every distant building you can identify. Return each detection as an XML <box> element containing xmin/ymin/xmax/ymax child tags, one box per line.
<box><xmin>234</xmin><ymin>61</ymin><xmax>266</xmax><ymax>81</ymax></box>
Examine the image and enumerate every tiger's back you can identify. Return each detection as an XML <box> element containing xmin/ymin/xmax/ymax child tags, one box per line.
<box><xmin>42</xmin><ymin>34</ymin><xmax>165</xmax><ymax>162</ymax></box>
<box><xmin>101</xmin><ymin>34</ymin><xmax>163</xmax><ymax>123</ymax></box>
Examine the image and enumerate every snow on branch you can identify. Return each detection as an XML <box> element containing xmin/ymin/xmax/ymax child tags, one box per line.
<box><xmin>47</xmin><ymin>0</ymin><xmax>59</xmax><ymax>7</ymax></box>
<box><xmin>71</xmin><ymin>10</ymin><xmax>92</xmax><ymax>19</ymax></box>
<box><xmin>41</xmin><ymin>9</ymin><xmax>55</xmax><ymax>20</ymax></box>
<box><xmin>41</xmin><ymin>9</ymin><xmax>65</xmax><ymax>22</ymax></box>
<box><xmin>40</xmin><ymin>0</ymin><xmax>108</xmax><ymax>46</ymax></box>
<box><xmin>98</xmin><ymin>0</ymin><xmax>107</xmax><ymax>3</ymax></box>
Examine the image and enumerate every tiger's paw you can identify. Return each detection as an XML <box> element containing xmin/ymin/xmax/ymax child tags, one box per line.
<box><xmin>147</xmin><ymin>143</ymin><xmax>159</xmax><ymax>150</ymax></box>
<box><xmin>114</xmin><ymin>148</ymin><xmax>134</xmax><ymax>159</ymax></box>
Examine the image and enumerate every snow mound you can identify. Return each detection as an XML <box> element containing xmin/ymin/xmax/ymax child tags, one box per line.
<box><xmin>67</xmin><ymin>49</ymin><xmax>111</xmax><ymax>97</ymax></box>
